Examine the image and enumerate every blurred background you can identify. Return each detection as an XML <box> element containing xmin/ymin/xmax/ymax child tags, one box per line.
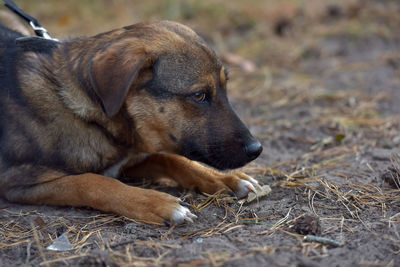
<box><xmin>8</xmin><ymin>0</ymin><xmax>399</xmax><ymax>69</ymax></box>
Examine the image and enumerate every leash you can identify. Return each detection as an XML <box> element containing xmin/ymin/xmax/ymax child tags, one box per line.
<box><xmin>3</xmin><ymin>0</ymin><xmax>59</xmax><ymax>41</ymax></box>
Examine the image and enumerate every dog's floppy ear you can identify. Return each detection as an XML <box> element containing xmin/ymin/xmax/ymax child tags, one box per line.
<box><xmin>90</xmin><ymin>45</ymin><xmax>149</xmax><ymax>117</ymax></box>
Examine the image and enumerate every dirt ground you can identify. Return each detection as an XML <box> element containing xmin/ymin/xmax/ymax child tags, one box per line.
<box><xmin>0</xmin><ymin>0</ymin><xmax>399</xmax><ymax>266</ymax></box>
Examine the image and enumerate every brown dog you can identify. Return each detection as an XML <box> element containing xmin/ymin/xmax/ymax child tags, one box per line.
<box><xmin>0</xmin><ymin>19</ymin><xmax>262</xmax><ymax>225</ymax></box>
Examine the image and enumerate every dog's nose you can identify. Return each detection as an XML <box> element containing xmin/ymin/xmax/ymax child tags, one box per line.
<box><xmin>243</xmin><ymin>140</ymin><xmax>263</xmax><ymax>160</ymax></box>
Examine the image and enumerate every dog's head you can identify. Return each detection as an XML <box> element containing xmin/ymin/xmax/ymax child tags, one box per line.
<box><xmin>78</xmin><ymin>21</ymin><xmax>262</xmax><ymax>170</ymax></box>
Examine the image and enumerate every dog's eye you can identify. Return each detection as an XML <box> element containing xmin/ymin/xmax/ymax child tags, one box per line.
<box><xmin>192</xmin><ymin>91</ymin><xmax>207</xmax><ymax>103</ymax></box>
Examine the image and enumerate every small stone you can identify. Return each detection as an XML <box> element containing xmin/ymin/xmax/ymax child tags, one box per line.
<box><xmin>46</xmin><ymin>233</ymin><xmax>73</xmax><ymax>251</ymax></box>
<box><xmin>392</xmin><ymin>136</ymin><xmax>400</xmax><ymax>144</ymax></box>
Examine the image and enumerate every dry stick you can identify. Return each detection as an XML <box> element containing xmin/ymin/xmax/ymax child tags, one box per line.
<box><xmin>223</xmin><ymin>225</ymin><xmax>244</xmax><ymax>233</ymax></box>
<box><xmin>155</xmin><ymin>250</ymin><xmax>171</xmax><ymax>266</ymax></box>
<box><xmin>125</xmin><ymin>245</ymin><xmax>132</xmax><ymax>264</ymax></box>
<box><xmin>137</xmin><ymin>240</ymin><xmax>181</xmax><ymax>250</ymax></box>
<box><xmin>355</xmin><ymin>209</ymin><xmax>372</xmax><ymax>232</ymax></box>
<box><xmin>339</xmin><ymin>216</ymin><xmax>345</xmax><ymax>243</ymax></box>
<box><xmin>74</xmin><ymin>231</ymin><xmax>97</xmax><ymax>251</ymax></box>
<box><xmin>25</xmin><ymin>242</ymin><xmax>32</xmax><ymax>265</ymax></box>
<box><xmin>303</xmin><ymin>235</ymin><xmax>343</xmax><ymax>247</ymax></box>
<box><xmin>161</xmin><ymin>224</ymin><xmax>176</xmax><ymax>240</ymax></box>
<box><xmin>207</xmin><ymin>250</ymin><xmax>218</xmax><ymax>267</ymax></box>
<box><xmin>30</xmin><ymin>222</ymin><xmax>49</xmax><ymax>267</ymax></box>
<box><xmin>270</xmin><ymin>207</ymin><xmax>292</xmax><ymax>230</ymax></box>
<box><xmin>309</xmin><ymin>189</ymin><xmax>318</xmax><ymax>216</ymax></box>
<box><xmin>39</xmin><ymin>254</ymin><xmax>88</xmax><ymax>266</ymax></box>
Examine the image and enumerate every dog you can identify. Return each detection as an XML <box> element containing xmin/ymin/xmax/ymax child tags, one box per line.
<box><xmin>0</xmin><ymin>16</ymin><xmax>263</xmax><ymax>225</ymax></box>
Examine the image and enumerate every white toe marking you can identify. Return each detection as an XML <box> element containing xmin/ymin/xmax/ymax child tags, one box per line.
<box><xmin>248</xmin><ymin>177</ymin><xmax>258</xmax><ymax>185</ymax></box>
<box><xmin>187</xmin><ymin>211</ymin><xmax>198</xmax><ymax>219</ymax></box>
<box><xmin>248</xmin><ymin>176</ymin><xmax>262</xmax><ymax>189</ymax></box>
<box><xmin>171</xmin><ymin>206</ymin><xmax>196</xmax><ymax>225</ymax></box>
<box><xmin>236</xmin><ymin>180</ymin><xmax>256</xmax><ymax>198</ymax></box>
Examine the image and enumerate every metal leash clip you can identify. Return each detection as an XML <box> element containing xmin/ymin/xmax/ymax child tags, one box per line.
<box><xmin>29</xmin><ymin>21</ymin><xmax>58</xmax><ymax>41</ymax></box>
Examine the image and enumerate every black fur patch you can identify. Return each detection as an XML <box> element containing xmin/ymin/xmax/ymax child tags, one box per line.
<box><xmin>15</xmin><ymin>36</ymin><xmax>60</xmax><ymax>54</ymax></box>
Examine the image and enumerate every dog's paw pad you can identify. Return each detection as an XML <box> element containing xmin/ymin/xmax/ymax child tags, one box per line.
<box><xmin>236</xmin><ymin>180</ymin><xmax>257</xmax><ymax>198</ymax></box>
<box><xmin>171</xmin><ymin>205</ymin><xmax>197</xmax><ymax>225</ymax></box>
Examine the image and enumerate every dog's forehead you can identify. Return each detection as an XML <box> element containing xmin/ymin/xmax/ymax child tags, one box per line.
<box><xmin>124</xmin><ymin>20</ymin><xmax>223</xmax><ymax>93</ymax></box>
<box><xmin>154</xmin><ymin>49</ymin><xmax>220</xmax><ymax>94</ymax></box>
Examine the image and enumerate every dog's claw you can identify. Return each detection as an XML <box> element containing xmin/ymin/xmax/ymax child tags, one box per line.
<box><xmin>171</xmin><ymin>205</ymin><xmax>197</xmax><ymax>225</ymax></box>
<box><xmin>184</xmin><ymin>217</ymin><xmax>194</xmax><ymax>223</ymax></box>
<box><xmin>248</xmin><ymin>177</ymin><xmax>262</xmax><ymax>190</ymax></box>
<box><xmin>236</xmin><ymin>180</ymin><xmax>257</xmax><ymax>198</ymax></box>
<box><xmin>187</xmin><ymin>211</ymin><xmax>197</xmax><ymax>219</ymax></box>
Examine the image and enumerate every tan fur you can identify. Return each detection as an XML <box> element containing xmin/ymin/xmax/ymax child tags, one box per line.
<box><xmin>122</xmin><ymin>153</ymin><xmax>256</xmax><ymax>195</ymax></box>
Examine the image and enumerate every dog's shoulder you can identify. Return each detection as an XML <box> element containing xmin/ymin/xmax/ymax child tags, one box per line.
<box><xmin>0</xmin><ymin>23</ymin><xmax>60</xmax><ymax>96</ymax></box>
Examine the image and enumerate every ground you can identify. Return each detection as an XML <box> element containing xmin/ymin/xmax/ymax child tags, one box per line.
<box><xmin>0</xmin><ymin>0</ymin><xmax>399</xmax><ymax>266</ymax></box>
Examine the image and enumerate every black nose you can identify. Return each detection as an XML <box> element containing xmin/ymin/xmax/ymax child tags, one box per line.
<box><xmin>243</xmin><ymin>140</ymin><xmax>263</xmax><ymax>160</ymax></box>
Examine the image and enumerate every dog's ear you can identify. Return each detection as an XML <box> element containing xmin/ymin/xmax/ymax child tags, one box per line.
<box><xmin>90</xmin><ymin>45</ymin><xmax>150</xmax><ymax>117</ymax></box>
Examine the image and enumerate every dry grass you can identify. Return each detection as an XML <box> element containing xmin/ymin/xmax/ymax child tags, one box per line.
<box><xmin>1</xmin><ymin>0</ymin><xmax>400</xmax><ymax>266</ymax></box>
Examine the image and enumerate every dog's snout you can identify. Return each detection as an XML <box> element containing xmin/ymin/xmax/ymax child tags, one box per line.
<box><xmin>243</xmin><ymin>139</ymin><xmax>263</xmax><ymax>160</ymax></box>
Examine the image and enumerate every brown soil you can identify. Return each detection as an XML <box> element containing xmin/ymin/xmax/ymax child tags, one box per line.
<box><xmin>1</xmin><ymin>1</ymin><xmax>399</xmax><ymax>266</ymax></box>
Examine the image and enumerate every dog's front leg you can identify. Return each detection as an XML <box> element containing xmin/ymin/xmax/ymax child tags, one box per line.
<box><xmin>5</xmin><ymin>172</ymin><xmax>196</xmax><ymax>225</ymax></box>
<box><xmin>121</xmin><ymin>153</ymin><xmax>260</xmax><ymax>198</ymax></box>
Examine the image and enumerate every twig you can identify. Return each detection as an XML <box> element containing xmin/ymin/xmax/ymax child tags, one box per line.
<box><xmin>31</xmin><ymin>222</ymin><xmax>49</xmax><ymax>267</ymax></box>
<box><xmin>270</xmin><ymin>207</ymin><xmax>293</xmax><ymax>230</ymax></box>
<box><xmin>39</xmin><ymin>254</ymin><xmax>88</xmax><ymax>266</ymax></box>
<box><xmin>304</xmin><ymin>235</ymin><xmax>343</xmax><ymax>247</ymax></box>
<box><xmin>25</xmin><ymin>242</ymin><xmax>32</xmax><ymax>265</ymax></box>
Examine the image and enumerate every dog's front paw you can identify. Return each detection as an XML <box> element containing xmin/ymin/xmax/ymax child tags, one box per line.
<box><xmin>219</xmin><ymin>172</ymin><xmax>261</xmax><ymax>198</ymax></box>
<box><xmin>193</xmin><ymin>171</ymin><xmax>260</xmax><ymax>199</ymax></box>
<box><xmin>121</xmin><ymin>188</ymin><xmax>197</xmax><ymax>225</ymax></box>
